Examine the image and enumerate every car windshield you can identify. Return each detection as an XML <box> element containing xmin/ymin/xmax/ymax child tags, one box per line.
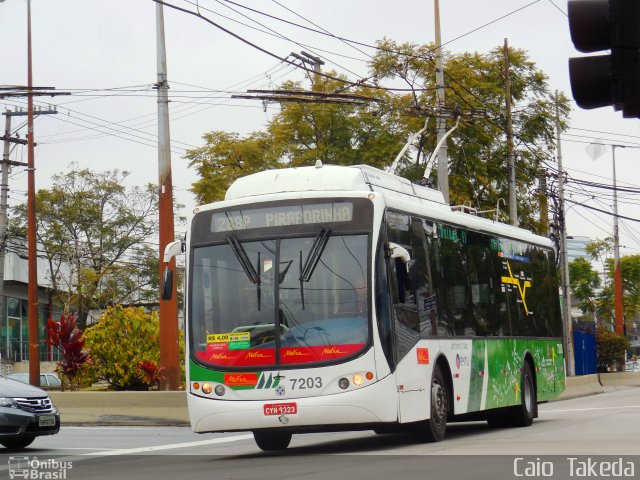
<box><xmin>190</xmin><ymin>234</ymin><xmax>369</xmax><ymax>368</ymax></box>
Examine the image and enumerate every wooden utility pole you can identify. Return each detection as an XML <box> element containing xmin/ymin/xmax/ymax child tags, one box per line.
<box><xmin>504</xmin><ymin>38</ymin><xmax>518</xmax><ymax>227</ymax></box>
<box><xmin>26</xmin><ymin>0</ymin><xmax>41</xmax><ymax>386</ymax></box>
<box><xmin>156</xmin><ymin>2</ymin><xmax>180</xmax><ymax>390</ymax></box>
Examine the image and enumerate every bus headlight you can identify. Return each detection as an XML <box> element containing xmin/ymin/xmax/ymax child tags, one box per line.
<box><xmin>202</xmin><ymin>383</ymin><xmax>213</xmax><ymax>394</ymax></box>
<box><xmin>338</xmin><ymin>378</ymin><xmax>350</xmax><ymax>389</ymax></box>
<box><xmin>214</xmin><ymin>385</ymin><xmax>226</xmax><ymax>396</ymax></box>
<box><xmin>352</xmin><ymin>374</ymin><xmax>365</xmax><ymax>386</ymax></box>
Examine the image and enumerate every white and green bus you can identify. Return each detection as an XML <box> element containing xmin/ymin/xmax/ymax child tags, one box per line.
<box><xmin>164</xmin><ymin>163</ymin><xmax>565</xmax><ymax>451</ymax></box>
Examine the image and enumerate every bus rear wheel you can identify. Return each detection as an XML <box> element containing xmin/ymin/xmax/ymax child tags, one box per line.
<box><xmin>510</xmin><ymin>362</ymin><xmax>536</xmax><ymax>427</ymax></box>
<box><xmin>413</xmin><ymin>364</ymin><xmax>448</xmax><ymax>443</ymax></box>
<box><xmin>253</xmin><ymin>431</ymin><xmax>292</xmax><ymax>451</ymax></box>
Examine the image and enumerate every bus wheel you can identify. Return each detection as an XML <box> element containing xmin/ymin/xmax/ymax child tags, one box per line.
<box><xmin>253</xmin><ymin>431</ymin><xmax>292</xmax><ymax>451</ymax></box>
<box><xmin>510</xmin><ymin>362</ymin><xmax>536</xmax><ymax>427</ymax></box>
<box><xmin>413</xmin><ymin>364</ymin><xmax>448</xmax><ymax>443</ymax></box>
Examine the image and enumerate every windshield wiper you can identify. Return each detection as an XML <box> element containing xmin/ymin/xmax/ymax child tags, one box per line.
<box><xmin>228</xmin><ymin>235</ymin><xmax>260</xmax><ymax>284</ymax></box>
<box><xmin>300</xmin><ymin>228</ymin><xmax>331</xmax><ymax>282</ymax></box>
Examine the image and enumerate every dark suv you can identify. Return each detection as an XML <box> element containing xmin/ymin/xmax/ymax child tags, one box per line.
<box><xmin>0</xmin><ymin>376</ymin><xmax>60</xmax><ymax>449</ymax></box>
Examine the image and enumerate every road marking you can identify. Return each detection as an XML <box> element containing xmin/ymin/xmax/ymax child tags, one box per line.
<box><xmin>85</xmin><ymin>433</ymin><xmax>254</xmax><ymax>456</ymax></box>
<box><xmin>541</xmin><ymin>405</ymin><xmax>640</xmax><ymax>413</ymax></box>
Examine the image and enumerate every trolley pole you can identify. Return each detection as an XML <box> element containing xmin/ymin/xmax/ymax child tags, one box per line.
<box><xmin>156</xmin><ymin>2</ymin><xmax>180</xmax><ymax>390</ymax></box>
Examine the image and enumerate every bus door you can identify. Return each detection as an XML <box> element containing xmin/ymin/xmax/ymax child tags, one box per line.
<box><xmin>387</xmin><ymin>241</ymin><xmax>430</xmax><ymax>423</ymax></box>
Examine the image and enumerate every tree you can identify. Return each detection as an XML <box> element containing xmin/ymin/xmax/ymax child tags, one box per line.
<box><xmin>186</xmin><ymin>76</ymin><xmax>404</xmax><ymax>205</ymax></box>
<box><xmin>187</xmin><ymin>43</ymin><xmax>569</xmax><ymax>232</ymax></box>
<box><xmin>586</xmin><ymin>237</ymin><xmax>613</xmax><ymax>287</ymax></box>
<box><xmin>11</xmin><ymin>167</ymin><xmax>160</xmax><ymax>328</ymax></box>
<box><xmin>568</xmin><ymin>257</ymin><xmax>601</xmax><ymax>315</ymax></box>
<box><xmin>369</xmin><ymin>40</ymin><xmax>570</xmax><ymax>232</ymax></box>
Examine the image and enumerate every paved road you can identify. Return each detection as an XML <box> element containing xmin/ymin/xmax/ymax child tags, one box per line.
<box><xmin>0</xmin><ymin>387</ymin><xmax>638</xmax><ymax>479</ymax></box>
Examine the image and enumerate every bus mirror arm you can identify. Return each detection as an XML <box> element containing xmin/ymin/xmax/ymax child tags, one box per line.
<box><xmin>163</xmin><ymin>240</ymin><xmax>185</xmax><ymax>264</ymax></box>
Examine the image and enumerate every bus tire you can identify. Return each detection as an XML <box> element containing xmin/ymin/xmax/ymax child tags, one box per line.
<box><xmin>413</xmin><ymin>364</ymin><xmax>448</xmax><ymax>443</ymax></box>
<box><xmin>253</xmin><ymin>430</ymin><xmax>292</xmax><ymax>451</ymax></box>
<box><xmin>510</xmin><ymin>362</ymin><xmax>536</xmax><ymax>427</ymax></box>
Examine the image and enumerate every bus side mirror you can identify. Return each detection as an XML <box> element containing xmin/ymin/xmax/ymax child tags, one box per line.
<box><xmin>161</xmin><ymin>267</ymin><xmax>174</xmax><ymax>301</ymax></box>
<box><xmin>161</xmin><ymin>239</ymin><xmax>184</xmax><ymax>301</ymax></box>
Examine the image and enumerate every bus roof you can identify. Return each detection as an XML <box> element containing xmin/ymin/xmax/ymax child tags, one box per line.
<box><xmin>225</xmin><ymin>163</ymin><xmax>447</xmax><ymax>205</ymax></box>
<box><xmin>222</xmin><ymin>163</ymin><xmax>553</xmax><ymax>249</ymax></box>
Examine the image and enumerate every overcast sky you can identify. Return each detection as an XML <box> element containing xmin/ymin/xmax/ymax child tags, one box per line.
<box><xmin>2</xmin><ymin>0</ymin><xmax>640</xmax><ymax>256</ymax></box>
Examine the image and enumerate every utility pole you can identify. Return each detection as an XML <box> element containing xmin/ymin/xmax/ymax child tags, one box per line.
<box><xmin>504</xmin><ymin>38</ymin><xmax>518</xmax><ymax>227</ymax></box>
<box><xmin>1</xmin><ymin>111</ymin><xmax>28</xmax><ymax>362</ymax></box>
<box><xmin>538</xmin><ymin>169</ymin><xmax>549</xmax><ymax>235</ymax></box>
<box><xmin>434</xmin><ymin>0</ymin><xmax>449</xmax><ymax>204</ymax></box>
<box><xmin>290</xmin><ymin>51</ymin><xmax>324</xmax><ymax>88</ymax></box>
<box><xmin>156</xmin><ymin>2</ymin><xmax>180</xmax><ymax>390</ymax></box>
<box><xmin>26</xmin><ymin>0</ymin><xmax>41</xmax><ymax>386</ymax></box>
<box><xmin>611</xmin><ymin>145</ymin><xmax>625</xmax><ymax>337</ymax></box>
<box><xmin>555</xmin><ymin>91</ymin><xmax>574</xmax><ymax>377</ymax></box>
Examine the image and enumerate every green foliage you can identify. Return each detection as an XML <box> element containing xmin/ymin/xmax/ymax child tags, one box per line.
<box><xmin>596</xmin><ymin>327</ymin><xmax>630</xmax><ymax>372</ymax></box>
<box><xmin>83</xmin><ymin>306</ymin><xmax>162</xmax><ymax>390</ymax></box>
<box><xmin>600</xmin><ymin>254</ymin><xmax>640</xmax><ymax>323</ymax></box>
<box><xmin>10</xmin><ymin>166</ymin><xmax>166</xmax><ymax>328</ymax></box>
<box><xmin>46</xmin><ymin>314</ymin><xmax>90</xmax><ymax>391</ymax></box>
<box><xmin>187</xmin><ymin>41</ymin><xmax>569</xmax><ymax>234</ymax></box>
<box><xmin>186</xmin><ymin>76</ymin><xmax>406</xmax><ymax>204</ymax></box>
<box><xmin>568</xmin><ymin>257</ymin><xmax>600</xmax><ymax>314</ymax></box>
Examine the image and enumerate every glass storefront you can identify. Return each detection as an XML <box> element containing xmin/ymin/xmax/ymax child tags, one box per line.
<box><xmin>0</xmin><ymin>296</ymin><xmax>59</xmax><ymax>363</ymax></box>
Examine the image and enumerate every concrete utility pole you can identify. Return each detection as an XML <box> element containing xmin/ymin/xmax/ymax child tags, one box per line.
<box><xmin>504</xmin><ymin>38</ymin><xmax>518</xmax><ymax>227</ymax></box>
<box><xmin>433</xmin><ymin>0</ymin><xmax>449</xmax><ymax>204</ymax></box>
<box><xmin>156</xmin><ymin>2</ymin><xmax>180</xmax><ymax>390</ymax></box>
<box><xmin>555</xmin><ymin>92</ymin><xmax>574</xmax><ymax>377</ymax></box>
<box><xmin>611</xmin><ymin>145</ymin><xmax>625</xmax><ymax>336</ymax></box>
<box><xmin>1</xmin><ymin>111</ymin><xmax>28</xmax><ymax>362</ymax></box>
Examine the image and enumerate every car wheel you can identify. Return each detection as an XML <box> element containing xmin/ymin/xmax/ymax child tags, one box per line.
<box><xmin>1</xmin><ymin>436</ymin><xmax>35</xmax><ymax>449</ymax></box>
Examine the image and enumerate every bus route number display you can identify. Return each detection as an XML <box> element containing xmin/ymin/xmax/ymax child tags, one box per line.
<box><xmin>211</xmin><ymin>202</ymin><xmax>353</xmax><ymax>232</ymax></box>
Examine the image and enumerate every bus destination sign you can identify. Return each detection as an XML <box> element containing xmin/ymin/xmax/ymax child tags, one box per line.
<box><xmin>211</xmin><ymin>202</ymin><xmax>353</xmax><ymax>232</ymax></box>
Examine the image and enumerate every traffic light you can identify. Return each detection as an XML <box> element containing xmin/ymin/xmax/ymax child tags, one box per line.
<box><xmin>568</xmin><ymin>0</ymin><xmax>640</xmax><ymax>117</ymax></box>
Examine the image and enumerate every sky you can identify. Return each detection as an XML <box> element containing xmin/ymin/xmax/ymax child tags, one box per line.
<box><xmin>1</xmin><ymin>0</ymin><xmax>640</xmax><ymax>258</ymax></box>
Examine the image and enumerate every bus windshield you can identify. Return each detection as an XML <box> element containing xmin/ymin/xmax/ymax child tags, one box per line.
<box><xmin>190</xmin><ymin>233</ymin><xmax>369</xmax><ymax>368</ymax></box>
